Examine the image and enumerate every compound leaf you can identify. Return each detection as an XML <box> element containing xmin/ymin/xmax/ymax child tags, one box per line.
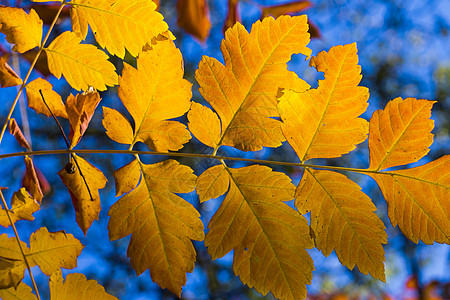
<box><xmin>0</xmin><ymin>7</ymin><xmax>42</xmax><ymax>53</ymax></box>
<box><xmin>296</xmin><ymin>169</ymin><xmax>387</xmax><ymax>281</ymax></box>
<box><xmin>192</xmin><ymin>15</ymin><xmax>311</xmax><ymax>152</ymax></box>
<box><xmin>103</xmin><ymin>37</ymin><xmax>192</xmax><ymax>152</ymax></box>
<box><xmin>199</xmin><ymin>164</ymin><xmax>314</xmax><ymax>300</ymax></box>
<box><xmin>108</xmin><ymin>159</ymin><xmax>204</xmax><ymax>297</ymax></box>
<box><xmin>70</xmin><ymin>0</ymin><xmax>168</xmax><ymax>58</ymax></box>
<box><xmin>45</xmin><ymin>31</ymin><xmax>118</xmax><ymax>91</ymax></box>
<box><xmin>277</xmin><ymin>43</ymin><xmax>369</xmax><ymax>161</ymax></box>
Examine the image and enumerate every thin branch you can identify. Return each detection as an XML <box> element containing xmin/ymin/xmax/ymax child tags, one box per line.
<box><xmin>0</xmin><ymin>190</ymin><xmax>41</xmax><ymax>300</ymax></box>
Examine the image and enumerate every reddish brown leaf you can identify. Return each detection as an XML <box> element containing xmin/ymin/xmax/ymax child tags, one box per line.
<box><xmin>177</xmin><ymin>0</ymin><xmax>211</xmax><ymax>41</ymax></box>
<box><xmin>261</xmin><ymin>1</ymin><xmax>312</xmax><ymax>19</ymax></box>
<box><xmin>21</xmin><ymin>49</ymin><xmax>50</xmax><ymax>77</ymax></box>
<box><xmin>30</xmin><ymin>4</ymin><xmax>71</xmax><ymax>25</ymax></box>
<box><xmin>58</xmin><ymin>154</ymin><xmax>107</xmax><ymax>235</ymax></box>
<box><xmin>223</xmin><ymin>0</ymin><xmax>240</xmax><ymax>34</ymax></box>
<box><xmin>0</xmin><ymin>57</ymin><xmax>22</xmax><ymax>87</ymax></box>
<box><xmin>9</xmin><ymin>118</ymin><xmax>31</xmax><ymax>150</ymax></box>
<box><xmin>66</xmin><ymin>88</ymin><xmax>101</xmax><ymax>148</ymax></box>
<box><xmin>23</xmin><ymin>156</ymin><xmax>43</xmax><ymax>204</ymax></box>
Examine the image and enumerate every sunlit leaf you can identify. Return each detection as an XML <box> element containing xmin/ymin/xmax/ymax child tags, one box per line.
<box><xmin>70</xmin><ymin>0</ymin><xmax>168</xmax><ymax>58</ymax></box>
<box><xmin>66</xmin><ymin>89</ymin><xmax>101</xmax><ymax>148</ymax></box>
<box><xmin>58</xmin><ymin>155</ymin><xmax>107</xmax><ymax>235</ymax></box>
<box><xmin>187</xmin><ymin>102</ymin><xmax>221</xmax><ymax>149</ymax></box>
<box><xmin>26</xmin><ymin>77</ymin><xmax>68</xmax><ymax>118</ymax></box>
<box><xmin>108</xmin><ymin>159</ymin><xmax>203</xmax><ymax>296</ymax></box>
<box><xmin>177</xmin><ymin>0</ymin><xmax>211</xmax><ymax>41</ymax></box>
<box><xmin>103</xmin><ymin>37</ymin><xmax>192</xmax><ymax>152</ymax></box>
<box><xmin>278</xmin><ymin>43</ymin><xmax>369</xmax><ymax>161</ymax></box>
<box><xmin>193</xmin><ymin>15</ymin><xmax>311</xmax><ymax>152</ymax></box>
<box><xmin>28</xmin><ymin>227</ymin><xmax>84</xmax><ymax>275</ymax></box>
<box><xmin>296</xmin><ymin>169</ymin><xmax>387</xmax><ymax>281</ymax></box>
<box><xmin>371</xmin><ymin>155</ymin><xmax>450</xmax><ymax>244</ymax></box>
<box><xmin>199</xmin><ymin>164</ymin><xmax>314</xmax><ymax>300</ymax></box>
<box><xmin>0</xmin><ymin>57</ymin><xmax>22</xmax><ymax>87</ymax></box>
<box><xmin>0</xmin><ymin>260</ymin><xmax>26</xmax><ymax>289</ymax></box>
<box><xmin>0</xmin><ymin>7</ymin><xmax>42</xmax><ymax>53</ymax></box>
<box><xmin>112</xmin><ymin>159</ymin><xmax>140</xmax><ymax>197</ymax></box>
<box><xmin>368</xmin><ymin>97</ymin><xmax>435</xmax><ymax>171</ymax></box>
<box><xmin>0</xmin><ymin>188</ymin><xmax>39</xmax><ymax>227</ymax></box>
<box><xmin>0</xmin><ymin>234</ymin><xmax>29</xmax><ymax>261</ymax></box>
<box><xmin>0</xmin><ymin>281</ymin><xmax>37</xmax><ymax>300</ymax></box>
<box><xmin>9</xmin><ymin>119</ymin><xmax>30</xmax><ymax>150</ymax></box>
<box><xmin>49</xmin><ymin>270</ymin><xmax>118</xmax><ymax>300</ymax></box>
<box><xmin>45</xmin><ymin>31</ymin><xmax>118</xmax><ymax>91</ymax></box>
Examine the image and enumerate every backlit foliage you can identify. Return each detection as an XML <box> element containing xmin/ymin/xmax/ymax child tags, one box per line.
<box><xmin>0</xmin><ymin>1</ymin><xmax>448</xmax><ymax>300</ymax></box>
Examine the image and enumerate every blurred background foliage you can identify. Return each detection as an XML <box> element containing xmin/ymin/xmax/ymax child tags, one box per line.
<box><xmin>0</xmin><ymin>0</ymin><xmax>449</xmax><ymax>299</ymax></box>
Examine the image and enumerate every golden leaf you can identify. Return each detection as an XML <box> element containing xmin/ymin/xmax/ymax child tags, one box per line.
<box><xmin>0</xmin><ymin>57</ymin><xmax>22</xmax><ymax>87</ymax></box>
<box><xmin>45</xmin><ymin>31</ymin><xmax>118</xmax><ymax>91</ymax></box>
<box><xmin>108</xmin><ymin>159</ymin><xmax>203</xmax><ymax>296</ymax></box>
<box><xmin>0</xmin><ymin>234</ymin><xmax>29</xmax><ymax>261</ymax></box>
<box><xmin>187</xmin><ymin>102</ymin><xmax>221</xmax><ymax>149</ymax></box>
<box><xmin>70</xmin><ymin>0</ymin><xmax>168</xmax><ymax>58</ymax></box>
<box><xmin>66</xmin><ymin>89</ymin><xmax>102</xmax><ymax>148</ymax></box>
<box><xmin>296</xmin><ymin>169</ymin><xmax>387</xmax><ymax>281</ymax></box>
<box><xmin>0</xmin><ymin>188</ymin><xmax>40</xmax><ymax>227</ymax></box>
<box><xmin>371</xmin><ymin>155</ymin><xmax>450</xmax><ymax>244</ymax></box>
<box><xmin>0</xmin><ymin>281</ymin><xmax>37</xmax><ymax>300</ymax></box>
<box><xmin>0</xmin><ymin>260</ymin><xmax>26</xmax><ymax>289</ymax></box>
<box><xmin>177</xmin><ymin>0</ymin><xmax>211</xmax><ymax>41</ymax></box>
<box><xmin>193</xmin><ymin>15</ymin><xmax>311</xmax><ymax>152</ymax></box>
<box><xmin>28</xmin><ymin>227</ymin><xmax>84</xmax><ymax>276</ymax></box>
<box><xmin>49</xmin><ymin>270</ymin><xmax>118</xmax><ymax>300</ymax></box>
<box><xmin>199</xmin><ymin>164</ymin><xmax>314</xmax><ymax>300</ymax></box>
<box><xmin>0</xmin><ymin>7</ymin><xmax>42</xmax><ymax>53</ymax></box>
<box><xmin>103</xmin><ymin>38</ymin><xmax>192</xmax><ymax>152</ymax></box>
<box><xmin>26</xmin><ymin>77</ymin><xmax>68</xmax><ymax>119</ymax></box>
<box><xmin>368</xmin><ymin>97</ymin><xmax>435</xmax><ymax>171</ymax></box>
<box><xmin>112</xmin><ymin>159</ymin><xmax>140</xmax><ymax>197</ymax></box>
<box><xmin>58</xmin><ymin>154</ymin><xmax>107</xmax><ymax>235</ymax></box>
<box><xmin>278</xmin><ymin>43</ymin><xmax>369</xmax><ymax>161</ymax></box>
<box><xmin>9</xmin><ymin>119</ymin><xmax>31</xmax><ymax>150</ymax></box>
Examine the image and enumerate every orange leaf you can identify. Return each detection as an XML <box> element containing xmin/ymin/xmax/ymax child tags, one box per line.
<box><xmin>9</xmin><ymin>118</ymin><xmax>31</xmax><ymax>150</ymax></box>
<box><xmin>193</xmin><ymin>15</ymin><xmax>311</xmax><ymax>152</ymax></box>
<box><xmin>368</xmin><ymin>97</ymin><xmax>435</xmax><ymax>171</ymax></box>
<box><xmin>23</xmin><ymin>156</ymin><xmax>43</xmax><ymax>203</ymax></box>
<box><xmin>108</xmin><ymin>159</ymin><xmax>203</xmax><ymax>297</ymax></box>
<box><xmin>66</xmin><ymin>89</ymin><xmax>102</xmax><ymax>148</ymax></box>
<box><xmin>58</xmin><ymin>154</ymin><xmax>107</xmax><ymax>235</ymax></box>
<box><xmin>26</xmin><ymin>77</ymin><xmax>68</xmax><ymax>119</ymax></box>
<box><xmin>223</xmin><ymin>0</ymin><xmax>240</xmax><ymax>34</ymax></box>
<box><xmin>296</xmin><ymin>169</ymin><xmax>387</xmax><ymax>281</ymax></box>
<box><xmin>199</xmin><ymin>164</ymin><xmax>314</xmax><ymax>300</ymax></box>
<box><xmin>0</xmin><ymin>7</ymin><xmax>42</xmax><ymax>53</ymax></box>
<box><xmin>261</xmin><ymin>1</ymin><xmax>312</xmax><ymax>19</ymax></box>
<box><xmin>112</xmin><ymin>159</ymin><xmax>140</xmax><ymax>197</ymax></box>
<box><xmin>0</xmin><ymin>57</ymin><xmax>22</xmax><ymax>87</ymax></box>
<box><xmin>103</xmin><ymin>37</ymin><xmax>192</xmax><ymax>152</ymax></box>
<box><xmin>371</xmin><ymin>155</ymin><xmax>450</xmax><ymax>244</ymax></box>
<box><xmin>278</xmin><ymin>43</ymin><xmax>369</xmax><ymax>161</ymax></box>
<box><xmin>177</xmin><ymin>0</ymin><xmax>211</xmax><ymax>41</ymax></box>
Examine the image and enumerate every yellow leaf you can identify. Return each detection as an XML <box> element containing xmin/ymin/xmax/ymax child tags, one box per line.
<box><xmin>28</xmin><ymin>227</ymin><xmax>84</xmax><ymax>275</ymax></box>
<box><xmin>9</xmin><ymin>119</ymin><xmax>31</xmax><ymax>150</ymax></box>
<box><xmin>194</xmin><ymin>15</ymin><xmax>311</xmax><ymax>152</ymax></box>
<box><xmin>0</xmin><ymin>281</ymin><xmax>37</xmax><ymax>300</ymax></box>
<box><xmin>49</xmin><ymin>270</ymin><xmax>118</xmax><ymax>300</ymax></box>
<box><xmin>196</xmin><ymin>164</ymin><xmax>229</xmax><ymax>202</ymax></box>
<box><xmin>199</xmin><ymin>164</ymin><xmax>314</xmax><ymax>300</ymax></box>
<box><xmin>104</xmin><ymin>38</ymin><xmax>192</xmax><ymax>152</ymax></box>
<box><xmin>70</xmin><ymin>0</ymin><xmax>168</xmax><ymax>58</ymax></box>
<box><xmin>296</xmin><ymin>169</ymin><xmax>387</xmax><ymax>281</ymax></box>
<box><xmin>66</xmin><ymin>89</ymin><xmax>102</xmax><ymax>148</ymax></box>
<box><xmin>102</xmin><ymin>107</ymin><xmax>134</xmax><ymax>146</ymax></box>
<box><xmin>0</xmin><ymin>7</ymin><xmax>42</xmax><ymax>53</ymax></box>
<box><xmin>371</xmin><ymin>155</ymin><xmax>450</xmax><ymax>244</ymax></box>
<box><xmin>26</xmin><ymin>77</ymin><xmax>68</xmax><ymax>119</ymax></box>
<box><xmin>0</xmin><ymin>57</ymin><xmax>22</xmax><ymax>87</ymax></box>
<box><xmin>45</xmin><ymin>31</ymin><xmax>118</xmax><ymax>91</ymax></box>
<box><xmin>32</xmin><ymin>0</ymin><xmax>63</xmax><ymax>2</ymax></box>
<box><xmin>187</xmin><ymin>102</ymin><xmax>221</xmax><ymax>149</ymax></box>
<box><xmin>0</xmin><ymin>234</ymin><xmax>29</xmax><ymax>261</ymax></box>
<box><xmin>368</xmin><ymin>97</ymin><xmax>435</xmax><ymax>171</ymax></box>
<box><xmin>112</xmin><ymin>159</ymin><xmax>140</xmax><ymax>197</ymax></box>
<box><xmin>278</xmin><ymin>43</ymin><xmax>369</xmax><ymax>161</ymax></box>
<box><xmin>108</xmin><ymin>159</ymin><xmax>203</xmax><ymax>296</ymax></box>
<box><xmin>0</xmin><ymin>188</ymin><xmax>40</xmax><ymax>227</ymax></box>
<box><xmin>58</xmin><ymin>154</ymin><xmax>107</xmax><ymax>235</ymax></box>
<box><xmin>177</xmin><ymin>0</ymin><xmax>211</xmax><ymax>41</ymax></box>
<box><xmin>0</xmin><ymin>260</ymin><xmax>26</xmax><ymax>289</ymax></box>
